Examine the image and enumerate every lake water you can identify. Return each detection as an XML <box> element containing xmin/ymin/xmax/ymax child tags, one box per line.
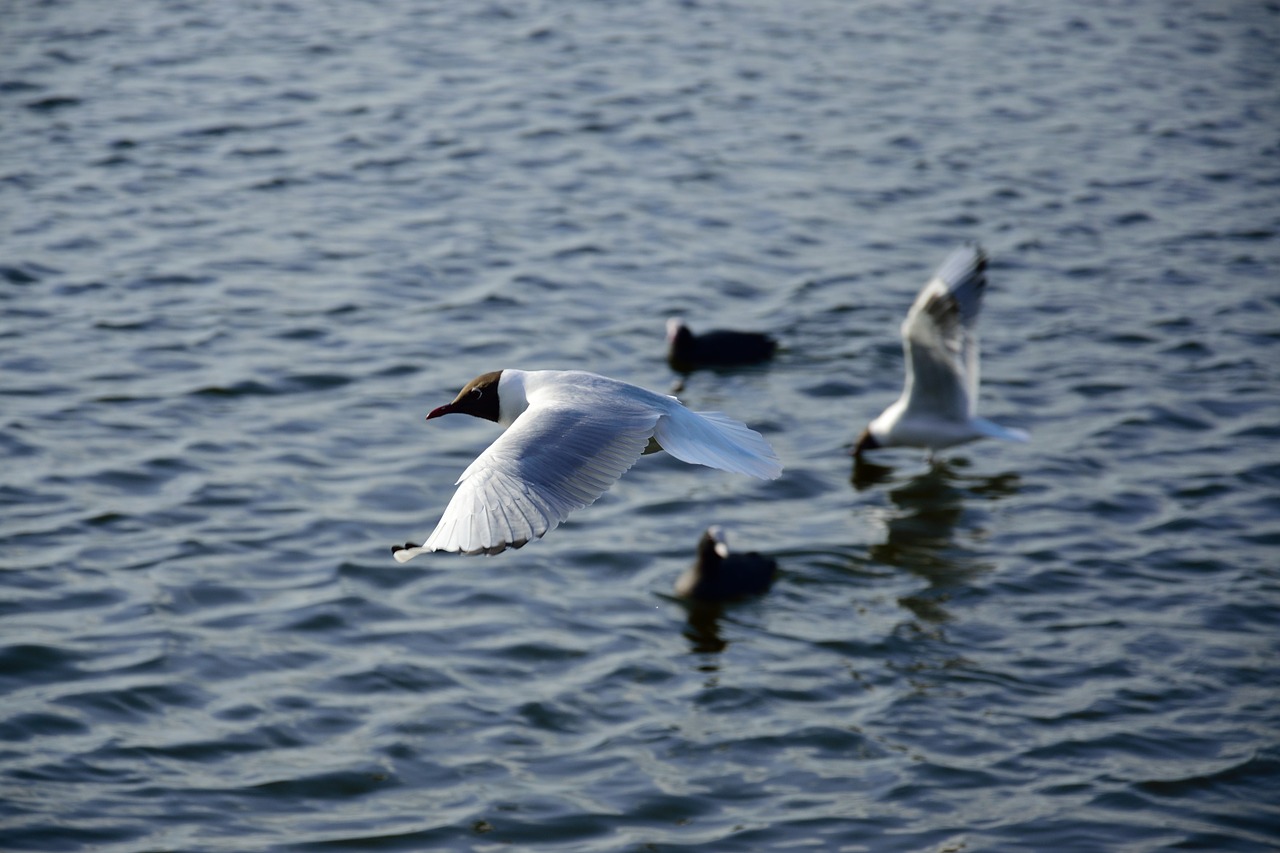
<box><xmin>3</xmin><ymin>1</ymin><xmax>1279</xmax><ymax>850</ymax></box>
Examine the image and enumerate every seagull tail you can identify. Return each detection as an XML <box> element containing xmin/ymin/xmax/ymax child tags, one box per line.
<box><xmin>654</xmin><ymin>409</ymin><xmax>783</xmax><ymax>480</ymax></box>
<box><xmin>973</xmin><ymin>418</ymin><xmax>1030</xmax><ymax>443</ymax></box>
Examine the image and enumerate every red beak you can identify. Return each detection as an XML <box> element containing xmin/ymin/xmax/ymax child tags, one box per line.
<box><xmin>426</xmin><ymin>403</ymin><xmax>454</xmax><ymax>420</ymax></box>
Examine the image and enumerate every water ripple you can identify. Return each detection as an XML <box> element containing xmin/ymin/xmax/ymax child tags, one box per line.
<box><xmin>3</xmin><ymin>0</ymin><xmax>1279</xmax><ymax>850</ymax></box>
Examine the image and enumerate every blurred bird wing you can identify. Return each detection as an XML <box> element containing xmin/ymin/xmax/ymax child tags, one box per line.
<box><xmin>900</xmin><ymin>245</ymin><xmax>987</xmax><ymax>421</ymax></box>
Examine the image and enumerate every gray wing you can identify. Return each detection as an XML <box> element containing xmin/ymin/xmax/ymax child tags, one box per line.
<box><xmin>899</xmin><ymin>245</ymin><xmax>986</xmax><ymax>421</ymax></box>
<box><xmin>420</xmin><ymin>400</ymin><xmax>660</xmax><ymax>555</ymax></box>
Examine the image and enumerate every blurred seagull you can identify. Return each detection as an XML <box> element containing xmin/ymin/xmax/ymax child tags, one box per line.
<box><xmin>674</xmin><ymin>526</ymin><xmax>778</xmax><ymax>602</ymax></box>
<box><xmin>854</xmin><ymin>245</ymin><xmax>1029</xmax><ymax>457</ymax></box>
<box><xmin>666</xmin><ymin>317</ymin><xmax>777</xmax><ymax>372</ymax></box>
<box><xmin>393</xmin><ymin>370</ymin><xmax>782</xmax><ymax>559</ymax></box>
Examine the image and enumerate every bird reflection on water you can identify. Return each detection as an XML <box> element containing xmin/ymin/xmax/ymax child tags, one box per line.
<box><xmin>853</xmin><ymin>455</ymin><xmax>1021</xmax><ymax>623</ymax></box>
<box><xmin>681</xmin><ymin>601</ymin><xmax>730</xmax><ymax>656</ymax></box>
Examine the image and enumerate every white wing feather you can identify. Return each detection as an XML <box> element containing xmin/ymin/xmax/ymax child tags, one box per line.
<box><xmin>900</xmin><ymin>245</ymin><xmax>986</xmax><ymax>422</ymax></box>
<box><xmin>418</xmin><ymin>401</ymin><xmax>659</xmax><ymax>556</ymax></box>
<box><xmin>654</xmin><ymin>408</ymin><xmax>782</xmax><ymax>480</ymax></box>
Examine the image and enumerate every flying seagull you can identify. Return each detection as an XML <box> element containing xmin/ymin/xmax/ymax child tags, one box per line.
<box><xmin>394</xmin><ymin>369</ymin><xmax>782</xmax><ymax>559</ymax></box>
<box><xmin>854</xmin><ymin>244</ymin><xmax>1028</xmax><ymax>457</ymax></box>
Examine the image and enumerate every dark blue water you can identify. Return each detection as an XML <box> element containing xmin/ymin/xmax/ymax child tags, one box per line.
<box><xmin>3</xmin><ymin>1</ymin><xmax>1279</xmax><ymax>850</ymax></box>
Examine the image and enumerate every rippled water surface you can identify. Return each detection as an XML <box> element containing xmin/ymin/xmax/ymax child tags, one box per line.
<box><xmin>4</xmin><ymin>1</ymin><xmax>1279</xmax><ymax>850</ymax></box>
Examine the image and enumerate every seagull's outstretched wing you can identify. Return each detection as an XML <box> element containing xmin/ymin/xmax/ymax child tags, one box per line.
<box><xmin>899</xmin><ymin>244</ymin><xmax>987</xmax><ymax>422</ymax></box>
<box><xmin>395</xmin><ymin>401</ymin><xmax>659</xmax><ymax>558</ymax></box>
<box><xmin>654</xmin><ymin>408</ymin><xmax>782</xmax><ymax>480</ymax></box>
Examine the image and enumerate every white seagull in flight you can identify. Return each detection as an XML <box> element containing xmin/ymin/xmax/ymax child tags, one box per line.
<box><xmin>394</xmin><ymin>369</ymin><xmax>782</xmax><ymax>559</ymax></box>
<box><xmin>854</xmin><ymin>244</ymin><xmax>1029</xmax><ymax>457</ymax></box>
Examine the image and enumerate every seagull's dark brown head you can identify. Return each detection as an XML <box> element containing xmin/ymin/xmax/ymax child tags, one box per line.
<box><xmin>852</xmin><ymin>426</ymin><xmax>880</xmax><ymax>457</ymax></box>
<box><xmin>427</xmin><ymin>370</ymin><xmax>503</xmax><ymax>423</ymax></box>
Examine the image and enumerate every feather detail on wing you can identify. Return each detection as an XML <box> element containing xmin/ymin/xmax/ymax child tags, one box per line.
<box><xmin>900</xmin><ymin>244</ymin><xmax>987</xmax><ymax>421</ymax></box>
<box><xmin>419</xmin><ymin>401</ymin><xmax>660</xmax><ymax>555</ymax></box>
<box><xmin>653</xmin><ymin>408</ymin><xmax>782</xmax><ymax>480</ymax></box>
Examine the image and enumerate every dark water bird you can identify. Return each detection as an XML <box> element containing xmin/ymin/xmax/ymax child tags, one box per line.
<box><xmin>854</xmin><ymin>244</ymin><xmax>1029</xmax><ymax>458</ymax></box>
<box><xmin>392</xmin><ymin>370</ymin><xmax>782</xmax><ymax>559</ymax></box>
<box><xmin>674</xmin><ymin>526</ymin><xmax>778</xmax><ymax>601</ymax></box>
<box><xmin>666</xmin><ymin>317</ymin><xmax>777</xmax><ymax>372</ymax></box>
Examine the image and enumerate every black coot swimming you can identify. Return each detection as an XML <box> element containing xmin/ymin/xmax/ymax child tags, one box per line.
<box><xmin>674</xmin><ymin>526</ymin><xmax>778</xmax><ymax>602</ymax></box>
<box><xmin>666</xmin><ymin>317</ymin><xmax>777</xmax><ymax>372</ymax></box>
